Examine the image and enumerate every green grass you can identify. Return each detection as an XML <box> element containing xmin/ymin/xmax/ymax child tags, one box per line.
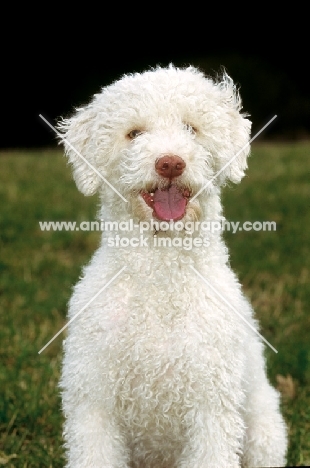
<box><xmin>0</xmin><ymin>143</ymin><xmax>309</xmax><ymax>466</ymax></box>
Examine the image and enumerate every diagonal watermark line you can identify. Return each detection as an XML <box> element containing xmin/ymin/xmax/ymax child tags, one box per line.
<box><xmin>190</xmin><ymin>265</ymin><xmax>278</xmax><ymax>353</ymax></box>
<box><xmin>39</xmin><ymin>114</ymin><xmax>128</xmax><ymax>203</ymax></box>
<box><xmin>38</xmin><ymin>266</ymin><xmax>126</xmax><ymax>354</ymax></box>
<box><xmin>191</xmin><ymin>115</ymin><xmax>277</xmax><ymax>202</ymax></box>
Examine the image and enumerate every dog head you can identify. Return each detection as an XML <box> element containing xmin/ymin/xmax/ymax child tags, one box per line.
<box><xmin>58</xmin><ymin>65</ymin><xmax>251</xmax><ymax>222</ymax></box>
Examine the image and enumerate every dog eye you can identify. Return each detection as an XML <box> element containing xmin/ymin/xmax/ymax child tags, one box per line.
<box><xmin>127</xmin><ymin>129</ymin><xmax>143</xmax><ymax>139</ymax></box>
<box><xmin>184</xmin><ymin>123</ymin><xmax>197</xmax><ymax>134</ymax></box>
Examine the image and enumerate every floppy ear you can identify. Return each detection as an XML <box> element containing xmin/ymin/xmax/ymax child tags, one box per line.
<box><xmin>214</xmin><ymin>73</ymin><xmax>252</xmax><ymax>185</ymax></box>
<box><xmin>57</xmin><ymin>105</ymin><xmax>102</xmax><ymax>196</ymax></box>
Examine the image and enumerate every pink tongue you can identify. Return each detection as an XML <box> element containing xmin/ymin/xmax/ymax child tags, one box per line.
<box><xmin>153</xmin><ymin>185</ymin><xmax>187</xmax><ymax>221</ymax></box>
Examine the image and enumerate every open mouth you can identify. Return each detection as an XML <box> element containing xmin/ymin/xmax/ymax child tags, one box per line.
<box><xmin>140</xmin><ymin>185</ymin><xmax>191</xmax><ymax>221</ymax></box>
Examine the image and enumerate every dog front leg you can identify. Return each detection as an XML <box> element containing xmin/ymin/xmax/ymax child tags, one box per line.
<box><xmin>178</xmin><ymin>408</ymin><xmax>244</xmax><ymax>468</ymax></box>
<box><xmin>63</xmin><ymin>404</ymin><xmax>129</xmax><ymax>468</ymax></box>
<box><xmin>241</xmin><ymin>379</ymin><xmax>287</xmax><ymax>467</ymax></box>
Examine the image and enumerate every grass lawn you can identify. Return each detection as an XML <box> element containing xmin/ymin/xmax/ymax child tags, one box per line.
<box><xmin>0</xmin><ymin>143</ymin><xmax>309</xmax><ymax>467</ymax></box>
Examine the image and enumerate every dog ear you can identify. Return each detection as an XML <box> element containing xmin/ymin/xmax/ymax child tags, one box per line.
<box><xmin>214</xmin><ymin>72</ymin><xmax>252</xmax><ymax>185</ymax></box>
<box><xmin>57</xmin><ymin>106</ymin><xmax>102</xmax><ymax>196</ymax></box>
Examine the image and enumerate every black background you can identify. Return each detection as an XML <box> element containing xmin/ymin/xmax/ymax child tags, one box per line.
<box><xmin>2</xmin><ymin>15</ymin><xmax>309</xmax><ymax>148</ymax></box>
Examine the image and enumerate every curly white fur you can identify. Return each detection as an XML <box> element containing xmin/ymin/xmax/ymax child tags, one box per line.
<box><xmin>58</xmin><ymin>65</ymin><xmax>287</xmax><ymax>467</ymax></box>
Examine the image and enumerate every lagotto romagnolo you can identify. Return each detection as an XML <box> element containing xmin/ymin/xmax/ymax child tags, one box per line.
<box><xmin>57</xmin><ymin>65</ymin><xmax>287</xmax><ymax>468</ymax></box>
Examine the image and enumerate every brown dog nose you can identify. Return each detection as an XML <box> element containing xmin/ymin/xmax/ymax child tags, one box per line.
<box><xmin>155</xmin><ymin>155</ymin><xmax>186</xmax><ymax>179</ymax></box>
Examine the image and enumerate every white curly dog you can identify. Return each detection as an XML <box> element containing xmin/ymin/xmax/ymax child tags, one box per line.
<box><xmin>58</xmin><ymin>65</ymin><xmax>287</xmax><ymax>467</ymax></box>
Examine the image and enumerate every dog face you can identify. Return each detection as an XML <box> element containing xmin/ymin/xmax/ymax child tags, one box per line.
<box><xmin>58</xmin><ymin>65</ymin><xmax>251</xmax><ymax>222</ymax></box>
